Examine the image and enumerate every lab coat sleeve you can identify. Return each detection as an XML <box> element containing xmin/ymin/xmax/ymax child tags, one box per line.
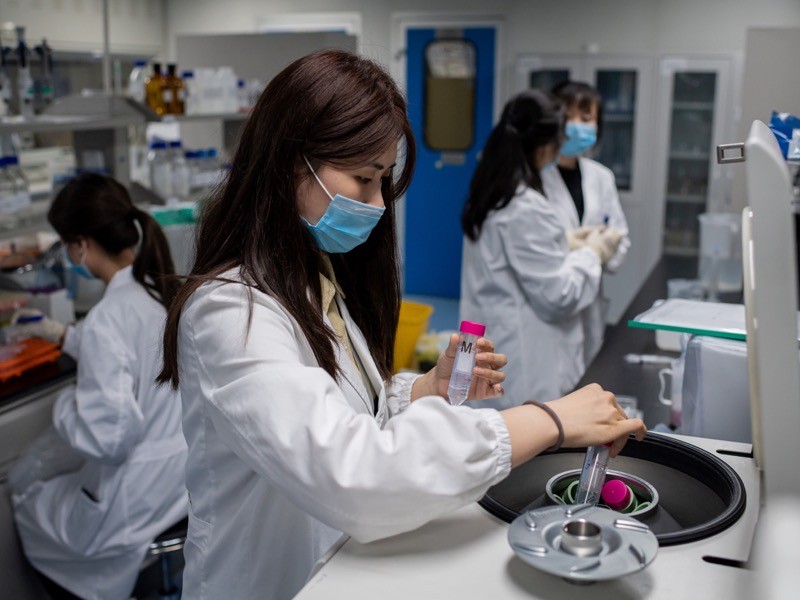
<box><xmin>602</xmin><ymin>176</ymin><xmax>631</xmax><ymax>273</ymax></box>
<box><xmin>385</xmin><ymin>372</ymin><xmax>419</xmax><ymax>416</ymax></box>
<box><xmin>500</xmin><ymin>193</ymin><xmax>602</xmax><ymax>323</ymax></box>
<box><xmin>183</xmin><ymin>283</ymin><xmax>512</xmax><ymax>543</ymax></box>
<box><xmin>53</xmin><ymin>312</ymin><xmax>145</xmax><ymax>464</ymax></box>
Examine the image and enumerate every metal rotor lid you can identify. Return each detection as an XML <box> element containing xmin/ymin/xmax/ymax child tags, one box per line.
<box><xmin>508</xmin><ymin>503</ymin><xmax>658</xmax><ymax>583</ymax></box>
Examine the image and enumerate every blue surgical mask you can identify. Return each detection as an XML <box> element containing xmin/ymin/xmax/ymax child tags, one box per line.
<box><xmin>64</xmin><ymin>245</ymin><xmax>96</xmax><ymax>280</ymax></box>
<box><xmin>560</xmin><ymin>121</ymin><xmax>598</xmax><ymax>157</ymax></box>
<box><xmin>302</xmin><ymin>156</ymin><xmax>385</xmax><ymax>254</ymax></box>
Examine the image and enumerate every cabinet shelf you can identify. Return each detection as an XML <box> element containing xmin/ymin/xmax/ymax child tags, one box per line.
<box><xmin>663</xmin><ymin>244</ymin><xmax>699</xmax><ymax>257</ymax></box>
<box><xmin>605</xmin><ymin>113</ymin><xmax>635</xmax><ymax>123</ymax></box>
<box><xmin>672</xmin><ymin>101</ymin><xmax>715</xmax><ymax>111</ymax></box>
<box><xmin>669</xmin><ymin>151</ymin><xmax>710</xmax><ymax>161</ymax></box>
<box><xmin>666</xmin><ymin>194</ymin><xmax>706</xmax><ymax>204</ymax></box>
<box><xmin>161</xmin><ymin>112</ymin><xmax>249</xmax><ymax>123</ymax></box>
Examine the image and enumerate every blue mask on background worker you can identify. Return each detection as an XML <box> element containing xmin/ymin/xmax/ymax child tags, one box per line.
<box><xmin>63</xmin><ymin>245</ymin><xmax>96</xmax><ymax>280</ymax></box>
<box><xmin>302</xmin><ymin>155</ymin><xmax>385</xmax><ymax>254</ymax></box>
<box><xmin>560</xmin><ymin>122</ymin><xmax>598</xmax><ymax>156</ymax></box>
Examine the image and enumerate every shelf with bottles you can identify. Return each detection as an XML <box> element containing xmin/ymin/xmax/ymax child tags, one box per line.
<box><xmin>662</xmin><ymin>196</ymin><xmax>703</xmax><ymax>255</ymax></box>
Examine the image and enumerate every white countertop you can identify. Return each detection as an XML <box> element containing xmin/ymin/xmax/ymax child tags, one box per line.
<box><xmin>295</xmin><ymin>435</ymin><xmax>760</xmax><ymax>600</ymax></box>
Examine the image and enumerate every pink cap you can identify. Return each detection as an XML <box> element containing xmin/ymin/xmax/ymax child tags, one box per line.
<box><xmin>601</xmin><ymin>479</ymin><xmax>633</xmax><ymax>511</ymax></box>
<box><xmin>459</xmin><ymin>320</ymin><xmax>486</xmax><ymax>337</ymax></box>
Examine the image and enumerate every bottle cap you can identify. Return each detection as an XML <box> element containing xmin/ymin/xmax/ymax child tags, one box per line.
<box><xmin>601</xmin><ymin>479</ymin><xmax>635</xmax><ymax>512</ymax></box>
<box><xmin>459</xmin><ymin>320</ymin><xmax>486</xmax><ymax>337</ymax></box>
<box><xmin>150</xmin><ymin>141</ymin><xmax>167</xmax><ymax>150</ymax></box>
<box><xmin>169</xmin><ymin>140</ymin><xmax>182</xmax><ymax>148</ymax></box>
<box><xmin>182</xmin><ymin>71</ymin><xmax>194</xmax><ymax>78</ymax></box>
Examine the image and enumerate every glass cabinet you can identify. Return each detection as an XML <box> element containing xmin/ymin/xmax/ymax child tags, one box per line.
<box><xmin>654</xmin><ymin>59</ymin><xmax>734</xmax><ymax>256</ymax></box>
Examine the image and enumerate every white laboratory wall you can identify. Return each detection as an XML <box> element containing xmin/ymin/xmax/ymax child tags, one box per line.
<box><xmin>165</xmin><ymin>0</ymin><xmax>800</xmax><ymax>79</ymax></box>
<box><xmin>0</xmin><ymin>0</ymin><xmax>165</xmax><ymax>55</ymax></box>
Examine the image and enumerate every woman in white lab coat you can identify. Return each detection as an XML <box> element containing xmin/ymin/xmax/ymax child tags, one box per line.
<box><xmin>543</xmin><ymin>80</ymin><xmax>631</xmax><ymax>366</ymax></box>
<box><xmin>460</xmin><ymin>89</ymin><xmax>623</xmax><ymax>409</ymax></box>
<box><xmin>157</xmin><ymin>50</ymin><xmax>645</xmax><ymax>600</ymax></box>
<box><xmin>10</xmin><ymin>174</ymin><xmax>188</xmax><ymax>600</ymax></box>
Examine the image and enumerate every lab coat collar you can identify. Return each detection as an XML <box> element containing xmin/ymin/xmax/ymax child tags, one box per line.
<box><xmin>105</xmin><ymin>264</ymin><xmax>135</xmax><ymax>294</ymax></box>
<box><xmin>334</xmin><ymin>295</ymin><xmax>385</xmax><ymax>416</ymax></box>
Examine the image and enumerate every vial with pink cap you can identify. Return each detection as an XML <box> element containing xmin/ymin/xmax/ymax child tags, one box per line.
<box><xmin>447</xmin><ymin>320</ymin><xmax>486</xmax><ymax>406</ymax></box>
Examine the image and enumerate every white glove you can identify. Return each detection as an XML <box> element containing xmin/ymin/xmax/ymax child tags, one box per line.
<box><xmin>565</xmin><ymin>225</ymin><xmax>601</xmax><ymax>251</ymax></box>
<box><xmin>7</xmin><ymin>308</ymin><xmax>67</xmax><ymax>345</ymax></box>
<box><xmin>584</xmin><ymin>227</ymin><xmax>620</xmax><ymax>264</ymax></box>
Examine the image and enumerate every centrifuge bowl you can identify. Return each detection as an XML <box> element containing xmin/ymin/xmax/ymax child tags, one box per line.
<box><xmin>479</xmin><ymin>433</ymin><xmax>746</xmax><ymax>546</ymax></box>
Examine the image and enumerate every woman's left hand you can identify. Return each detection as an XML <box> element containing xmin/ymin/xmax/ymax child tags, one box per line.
<box><xmin>435</xmin><ymin>334</ymin><xmax>506</xmax><ymax>401</ymax></box>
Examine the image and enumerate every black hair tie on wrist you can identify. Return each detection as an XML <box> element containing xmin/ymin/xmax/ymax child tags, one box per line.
<box><xmin>523</xmin><ymin>400</ymin><xmax>564</xmax><ymax>452</ymax></box>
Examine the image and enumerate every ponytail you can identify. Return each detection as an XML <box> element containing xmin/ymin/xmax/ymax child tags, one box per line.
<box><xmin>48</xmin><ymin>173</ymin><xmax>178</xmax><ymax>310</ymax></box>
<box><xmin>461</xmin><ymin>89</ymin><xmax>563</xmax><ymax>241</ymax></box>
<box><xmin>131</xmin><ymin>208</ymin><xmax>179</xmax><ymax>310</ymax></box>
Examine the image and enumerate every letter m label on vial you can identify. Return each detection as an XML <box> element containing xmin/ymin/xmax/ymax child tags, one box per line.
<box><xmin>455</xmin><ymin>341</ymin><xmax>474</xmax><ymax>372</ymax></box>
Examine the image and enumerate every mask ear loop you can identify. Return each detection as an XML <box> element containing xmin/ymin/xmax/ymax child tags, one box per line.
<box><xmin>302</xmin><ymin>155</ymin><xmax>334</xmax><ymax>201</ymax></box>
<box><xmin>131</xmin><ymin>215</ymin><xmax>144</xmax><ymax>257</ymax></box>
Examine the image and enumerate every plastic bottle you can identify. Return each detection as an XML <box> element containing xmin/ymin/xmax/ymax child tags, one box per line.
<box><xmin>447</xmin><ymin>320</ymin><xmax>486</xmax><ymax>406</ymax></box>
<box><xmin>127</xmin><ymin>60</ymin><xmax>148</xmax><ymax>104</ymax></box>
<box><xmin>145</xmin><ymin>63</ymin><xmax>165</xmax><ymax>115</ymax></box>
<box><xmin>16</xmin><ymin>27</ymin><xmax>34</xmax><ymax>118</ymax></box>
<box><xmin>36</xmin><ymin>38</ymin><xmax>54</xmax><ymax>108</ymax></box>
<box><xmin>6</xmin><ymin>156</ymin><xmax>30</xmax><ymax>212</ymax></box>
<box><xmin>169</xmin><ymin>141</ymin><xmax>191</xmax><ymax>202</ymax></box>
<box><xmin>148</xmin><ymin>140</ymin><xmax>172</xmax><ymax>199</ymax></box>
<box><xmin>181</xmin><ymin>71</ymin><xmax>196</xmax><ymax>115</ymax></box>
<box><xmin>236</xmin><ymin>79</ymin><xmax>248</xmax><ymax>112</ymax></box>
<box><xmin>0</xmin><ymin>68</ymin><xmax>12</xmax><ymax>116</ymax></box>
<box><xmin>575</xmin><ymin>444</ymin><xmax>612</xmax><ymax>506</ymax></box>
<box><xmin>0</xmin><ymin>158</ymin><xmax>13</xmax><ymax>214</ymax></box>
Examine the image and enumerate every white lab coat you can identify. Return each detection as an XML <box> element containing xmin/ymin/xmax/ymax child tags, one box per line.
<box><xmin>177</xmin><ymin>270</ymin><xmax>513</xmax><ymax>600</ymax></box>
<box><xmin>12</xmin><ymin>266</ymin><xmax>188</xmax><ymax>600</ymax></box>
<box><xmin>542</xmin><ymin>157</ymin><xmax>631</xmax><ymax>364</ymax></box>
<box><xmin>460</xmin><ymin>183</ymin><xmax>602</xmax><ymax>409</ymax></box>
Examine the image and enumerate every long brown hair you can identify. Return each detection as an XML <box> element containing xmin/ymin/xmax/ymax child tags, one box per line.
<box><xmin>48</xmin><ymin>172</ymin><xmax>178</xmax><ymax>309</ymax></box>
<box><xmin>158</xmin><ymin>49</ymin><xmax>416</xmax><ymax>388</ymax></box>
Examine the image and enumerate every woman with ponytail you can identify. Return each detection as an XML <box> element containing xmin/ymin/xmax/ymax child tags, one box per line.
<box><xmin>460</xmin><ymin>89</ymin><xmax>621</xmax><ymax>410</ymax></box>
<box><xmin>10</xmin><ymin>173</ymin><xmax>187</xmax><ymax>600</ymax></box>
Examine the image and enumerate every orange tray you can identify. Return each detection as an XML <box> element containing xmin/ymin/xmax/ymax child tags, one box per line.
<box><xmin>0</xmin><ymin>338</ymin><xmax>62</xmax><ymax>382</ymax></box>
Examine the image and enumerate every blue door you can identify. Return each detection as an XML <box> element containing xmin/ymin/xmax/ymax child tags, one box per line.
<box><xmin>403</xmin><ymin>26</ymin><xmax>496</xmax><ymax>298</ymax></box>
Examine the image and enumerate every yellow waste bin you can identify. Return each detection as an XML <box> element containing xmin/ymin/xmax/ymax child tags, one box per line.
<box><xmin>393</xmin><ymin>300</ymin><xmax>434</xmax><ymax>372</ymax></box>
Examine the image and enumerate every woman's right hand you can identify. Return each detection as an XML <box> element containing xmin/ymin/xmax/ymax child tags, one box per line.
<box><xmin>501</xmin><ymin>383</ymin><xmax>646</xmax><ymax>468</ymax></box>
<box><xmin>549</xmin><ymin>383</ymin><xmax>646</xmax><ymax>457</ymax></box>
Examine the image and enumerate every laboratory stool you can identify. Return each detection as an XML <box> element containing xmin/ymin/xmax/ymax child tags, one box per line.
<box><xmin>139</xmin><ymin>517</ymin><xmax>188</xmax><ymax>600</ymax></box>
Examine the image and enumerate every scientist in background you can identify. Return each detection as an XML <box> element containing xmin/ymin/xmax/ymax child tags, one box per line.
<box><xmin>157</xmin><ymin>50</ymin><xmax>645</xmax><ymax>600</ymax></box>
<box><xmin>461</xmin><ymin>89</ymin><xmax>623</xmax><ymax>410</ymax></box>
<box><xmin>9</xmin><ymin>173</ymin><xmax>188</xmax><ymax>600</ymax></box>
<box><xmin>544</xmin><ymin>80</ymin><xmax>630</xmax><ymax>364</ymax></box>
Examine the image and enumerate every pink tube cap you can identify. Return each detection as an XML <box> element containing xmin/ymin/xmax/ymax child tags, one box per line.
<box><xmin>459</xmin><ymin>320</ymin><xmax>486</xmax><ymax>337</ymax></box>
<box><xmin>601</xmin><ymin>479</ymin><xmax>633</xmax><ymax>511</ymax></box>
